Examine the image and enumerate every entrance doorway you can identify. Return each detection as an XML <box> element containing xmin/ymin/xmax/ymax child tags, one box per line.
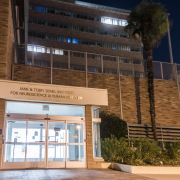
<box><xmin>3</xmin><ymin>117</ymin><xmax>86</xmax><ymax>169</ymax></box>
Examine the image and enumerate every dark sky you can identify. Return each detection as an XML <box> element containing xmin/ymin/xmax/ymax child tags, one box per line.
<box><xmin>84</xmin><ymin>0</ymin><xmax>180</xmax><ymax>64</ymax></box>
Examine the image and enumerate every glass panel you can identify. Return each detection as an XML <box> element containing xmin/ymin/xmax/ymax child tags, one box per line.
<box><xmin>4</xmin><ymin>144</ymin><xmax>25</xmax><ymax>162</ymax></box>
<box><xmin>6</xmin><ymin>102</ymin><xmax>85</xmax><ymax>117</ymax></box>
<box><xmin>93</xmin><ymin>122</ymin><xmax>101</xmax><ymax>158</ymax></box>
<box><xmin>153</xmin><ymin>62</ymin><xmax>162</xmax><ymax>79</ymax></box>
<box><xmin>6</xmin><ymin>121</ymin><xmax>26</xmax><ymax>143</ymax></box>
<box><xmin>67</xmin><ymin>123</ymin><xmax>83</xmax><ymax>143</ymax></box>
<box><xmin>49</xmin><ymin>122</ymin><xmax>65</xmax><ymax>143</ymax></box>
<box><xmin>67</xmin><ymin>145</ymin><xmax>84</xmax><ymax>161</ymax></box>
<box><xmin>48</xmin><ymin>145</ymin><xmax>65</xmax><ymax>161</ymax></box>
<box><xmin>177</xmin><ymin>65</ymin><xmax>180</xmax><ymax>82</ymax></box>
<box><xmin>92</xmin><ymin>108</ymin><xmax>99</xmax><ymax>118</ymax></box>
<box><xmin>26</xmin><ymin>144</ymin><xmax>45</xmax><ymax>162</ymax></box>
<box><xmin>27</xmin><ymin>121</ymin><xmax>46</xmax><ymax>143</ymax></box>
<box><xmin>162</xmin><ymin>63</ymin><xmax>173</xmax><ymax>80</ymax></box>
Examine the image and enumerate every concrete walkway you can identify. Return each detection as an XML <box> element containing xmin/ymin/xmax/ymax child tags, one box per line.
<box><xmin>0</xmin><ymin>169</ymin><xmax>155</xmax><ymax>180</ymax></box>
<box><xmin>139</xmin><ymin>174</ymin><xmax>180</xmax><ymax>180</ymax></box>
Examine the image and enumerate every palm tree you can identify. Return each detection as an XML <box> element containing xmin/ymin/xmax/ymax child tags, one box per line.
<box><xmin>125</xmin><ymin>1</ymin><xmax>170</xmax><ymax>141</ymax></box>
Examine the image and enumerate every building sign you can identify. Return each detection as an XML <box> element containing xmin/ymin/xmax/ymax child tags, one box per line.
<box><xmin>0</xmin><ymin>80</ymin><xmax>108</xmax><ymax>106</ymax></box>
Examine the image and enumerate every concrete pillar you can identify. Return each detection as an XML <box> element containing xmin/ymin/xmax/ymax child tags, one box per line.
<box><xmin>0</xmin><ymin>100</ymin><xmax>6</xmax><ymax>169</ymax></box>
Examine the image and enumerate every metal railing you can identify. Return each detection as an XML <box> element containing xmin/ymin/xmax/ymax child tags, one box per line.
<box><xmin>16</xmin><ymin>44</ymin><xmax>178</xmax><ymax>82</ymax></box>
<box><xmin>127</xmin><ymin>123</ymin><xmax>180</xmax><ymax>142</ymax></box>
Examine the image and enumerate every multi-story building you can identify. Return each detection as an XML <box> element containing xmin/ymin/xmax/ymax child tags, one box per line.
<box><xmin>0</xmin><ymin>0</ymin><xmax>180</xmax><ymax>170</ymax></box>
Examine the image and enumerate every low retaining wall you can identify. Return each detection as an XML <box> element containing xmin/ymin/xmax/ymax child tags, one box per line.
<box><xmin>101</xmin><ymin>163</ymin><xmax>180</xmax><ymax>174</ymax></box>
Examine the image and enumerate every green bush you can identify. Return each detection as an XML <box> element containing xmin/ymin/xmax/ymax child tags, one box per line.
<box><xmin>100</xmin><ymin>111</ymin><xmax>127</xmax><ymax>139</ymax></box>
<box><xmin>101</xmin><ymin>135</ymin><xmax>180</xmax><ymax>166</ymax></box>
<box><xmin>101</xmin><ymin>135</ymin><xmax>131</xmax><ymax>163</ymax></box>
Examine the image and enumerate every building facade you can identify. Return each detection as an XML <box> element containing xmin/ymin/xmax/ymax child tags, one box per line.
<box><xmin>0</xmin><ymin>0</ymin><xmax>180</xmax><ymax>170</ymax></box>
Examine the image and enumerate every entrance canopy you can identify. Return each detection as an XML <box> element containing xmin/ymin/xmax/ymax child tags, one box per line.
<box><xmin>0</xmin><ymin>80</ymin><xmax>108</xmax><ymax>106</ymax></box>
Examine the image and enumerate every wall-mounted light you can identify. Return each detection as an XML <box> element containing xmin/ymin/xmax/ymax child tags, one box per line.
<box><xmin>76</xmin><ymin>124</ymin><xmax>81</xmax><ymax>129</ymax></box>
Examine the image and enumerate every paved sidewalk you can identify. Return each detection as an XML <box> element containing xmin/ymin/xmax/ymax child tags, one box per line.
<box><xmin>139</xmin><ymin>174</ymin><xmax>180</xmax><ymax>180</ymax></box>
<box><xmin>0</xmin><ymin>169</ymin><xmax>155</xmax><ymax>180</ymax></box>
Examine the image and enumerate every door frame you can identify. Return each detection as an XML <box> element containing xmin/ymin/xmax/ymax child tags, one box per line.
<box><xmin>2</xmin><ymin>114</ymin><xmax>87</xmax><ymax>169</ymax></box>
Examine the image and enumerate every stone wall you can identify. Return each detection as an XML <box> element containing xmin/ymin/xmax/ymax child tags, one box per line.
<box><xmin>13</xmin><ymin>64</ymin><xmax>180</xmax><ymax>127</ymax></box>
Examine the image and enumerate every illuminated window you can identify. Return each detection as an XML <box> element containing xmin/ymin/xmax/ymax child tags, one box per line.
<box><xmin>101</xmin><ymin>17</ymin><xmax>128</xmax><ymax>27</ymax></box>
<box><xmin>72</xmin><ymin>39</ymin><xmax>79</xmax><ymax>44</ymax></box>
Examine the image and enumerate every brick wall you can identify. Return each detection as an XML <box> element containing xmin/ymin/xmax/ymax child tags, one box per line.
<box><xmin>0</xmin><ymin>0</ymin><xmax>14</xmax><ymax>80</ymax></box>
<box><xmin>85</xmin><ymin>105</ymin><xmax>102</xmax><ymax>168</ymax></box>
<box><xmin>13</xmin><ymin>64</ymin><xmax>180</xmax><ymax>126</ymax></box>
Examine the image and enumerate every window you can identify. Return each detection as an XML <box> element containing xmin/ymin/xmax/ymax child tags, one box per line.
<box><xmin>29</xmin><ymin>16</ymin><xmax>131</xmax><ymax>40</ymax></box>
<box><xmin>103</xmin><ymin>56</ymin><xmax>116</xmax><ymax>62</ymax></box>
<box><xmin>53</xmin><ymin>62</ymin><xmax>68</xmax><ymax>69</ymax></box>
<box><xmin>70</xmin><ymin>64</ymin><xmax>85</xmax><ymax>71</ymax></box>
<box><xmin>72</xmin><ymin>39</ymin><xmax>79</xmax><ymax>44</ymax></box>
<box><xmin>134</xmin><ymin>71</ymin><xmax>144</xmax><ymax>78</ymax></box>
<box><xmin>35</xmin><ymin>60</ymin><xmax>50</xmax><ymax>67</ymax></box>
<box><xmin>119</xmin><ymin>58</ymin><xmax>132</xmax><ymax>64</ymax></box>
<box><xmin>27</xmin><ymin>45</ymin><xmax>33</xmax><ymax>52</ymax></box>
<box><xmin>88</xmin><ymin>67</ymin><xmax>101</xmax><ymax>73</ymax></box>
<box><xmin>32</xmin><ymin>6</ymin><xmax>46</xmax><ymax>12</ymax></box>
<box><xmin>93</xmin><ymin>122</ymin><xmax>101</xmax><ymax>158</ymax></box>
<box><xmin>27</xmin><ymin>45</ymin><xmax>50</xmax><ymax>54</ymax></box>
<box><xmin>87</xmin><ymin>54</ymin><xmax>101</xmax><ymax>60</ymax></box>
<box><xmin>71</xmin><ymin>52</ymin><xmax>84</xmax><ymax>58</ymax></box>
<box><xmin>28</xmin><ymin>31</ymin><xmax>141</xmax><ymax>53</ymax></box>
<box><xmin>120</xmin><ymin>70</ymin><xmax>133</xmax><ymax>76</ymax></box>
<box><xmin>130</xmin><ymin>46</ymin><xmax>141</xmax><ymax>52</ymax></box>
<box><xmin>53</xmin><ymin>49</ymin><xmax>64</xmax><ymax>55</ymax></box>
<box><xmin>133</xmin><ymin>59</ymin><xmax>143</xmax><ymax>65</ymax></box>
<box><xmin>101</xmin><ymin>17</ymin><xmax>128</xmax><ymax>27</ymax></box>
<box><xmin>92</xmin><ymin>108</ymin><xmax>100</xmax><ymax>118</ymax></box>
<box><xmin>104</xmin><ymin>68</ymin><xmax>117</xmax><ymax>74</ymax></box>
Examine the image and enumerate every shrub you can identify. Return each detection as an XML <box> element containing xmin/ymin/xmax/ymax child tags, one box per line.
<box><xmin>101</xmin><ymin>135</ymin><xmax>131</xmax><ymax>163</ymax></box>
<box><xmin>100</xmin><ymin>111</ymin><xmax>127</xmax><ymax>139</ymax></box>
<box><xmin>101</xmin><ymin>135</ymin><xmax>180</xmax><ymax>166</ymax></box>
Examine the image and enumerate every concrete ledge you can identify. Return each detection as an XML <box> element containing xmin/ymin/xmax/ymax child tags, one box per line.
<box><xmin>111</xmin><ymin>163</ymin><xmax>180</xmax><ymax>174</ymax></box>
<box><xmin>101</xmin><ymin>163</ymin><xmax>111</xmax><ymax>169</ymax></box>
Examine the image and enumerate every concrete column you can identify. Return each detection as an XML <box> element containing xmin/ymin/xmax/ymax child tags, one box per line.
<box><xmin>32</xmin><ymin>46</ymin><xmax>34</xmax><ymax>66</ymax></box>
<box><xmin>0</xmin><ymin>100</ymin><xmax>6</xmax><ymax>169</ymax></box>
<box><xmin>117</xmin><ymin>57</ymin><xmax>123</xmax><ymax>120</ymax></box>
<box><xmin>24</xmin><ymin>0</ymin><xmax>29</xmax><ymax>65</ymax></box>
<box><xmin>101</xmin><ymin>55</ymin><xmax>103</xmax><ymax>74</ymax></box>
<box><xmin>68</xmin><ymin>50</ymin><xmax>70</xmax><ymax>70</ymax></box>
<box><xmin>50</xmin><ymin>47</ymin><xmax>53</xmax><ymax>84</ymax></box>
<box><xmin>85</xmin><ymin>52</ymin><xmax>88</xmax><ymax>87</ymax></box>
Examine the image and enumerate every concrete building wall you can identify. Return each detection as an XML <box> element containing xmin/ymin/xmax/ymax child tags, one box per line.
<box><xmin>13</xmin><ymin>64</ymin><xmax>180</xmax><ymax>127</ymax></box>
<box><xmin>0</xmin><ymin>0</ymin><xmax>14</xmax><ymax>80</ymax></box>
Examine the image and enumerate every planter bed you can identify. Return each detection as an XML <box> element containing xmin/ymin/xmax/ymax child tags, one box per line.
<box><xmin>101</xmin><ymin>163</ymin><xmax>180</xmax><ymax>174</ymax></box>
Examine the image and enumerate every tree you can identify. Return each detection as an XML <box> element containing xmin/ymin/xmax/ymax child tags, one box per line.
<box><xmin>125</xmin><ymin>1</ymin><xmax>170</xmax><ymax>141</ymax></box>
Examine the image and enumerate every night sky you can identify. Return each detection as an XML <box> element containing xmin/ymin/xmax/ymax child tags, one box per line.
<box><xmin>85</xmin><ymin>0</ymin><xmax>180</xmax><ymax>64</ymax></box>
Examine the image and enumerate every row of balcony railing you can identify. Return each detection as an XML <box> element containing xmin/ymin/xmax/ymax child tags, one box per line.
<box><xmin>16</xmin><ymin>44</ymin><xmax>179</xmax><ymax>81</ymax></box>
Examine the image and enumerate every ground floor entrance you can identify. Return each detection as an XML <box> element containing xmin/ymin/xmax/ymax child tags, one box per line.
<box><xmin>3</xmin><ymin>115</ymin><xmax>86</xmax><ymax>169</ymax></box>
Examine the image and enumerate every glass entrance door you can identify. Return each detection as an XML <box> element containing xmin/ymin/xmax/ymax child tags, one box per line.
<box><xmin>4</xmin><ymin>119</ymin><xmax>46</xmax><ymax>169</ymax></box>
<box><xmin>66</xmin><ymin>123</ymin><xmax>85</xmax><ymax>168</ymax></box>
<box><xmin>4</xmin><ymin>119</ymin><xmax>86</xmax><ymax>169</ymax></box>
<box><xmin>47</xmin><ymin>122</ymin><xmax>66</xmax><ymax>168</ymax></box>
<box><xmin>47</xmin><ymin>121</ymin><xmax>86</xmax><ymax>168</ymax></box>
